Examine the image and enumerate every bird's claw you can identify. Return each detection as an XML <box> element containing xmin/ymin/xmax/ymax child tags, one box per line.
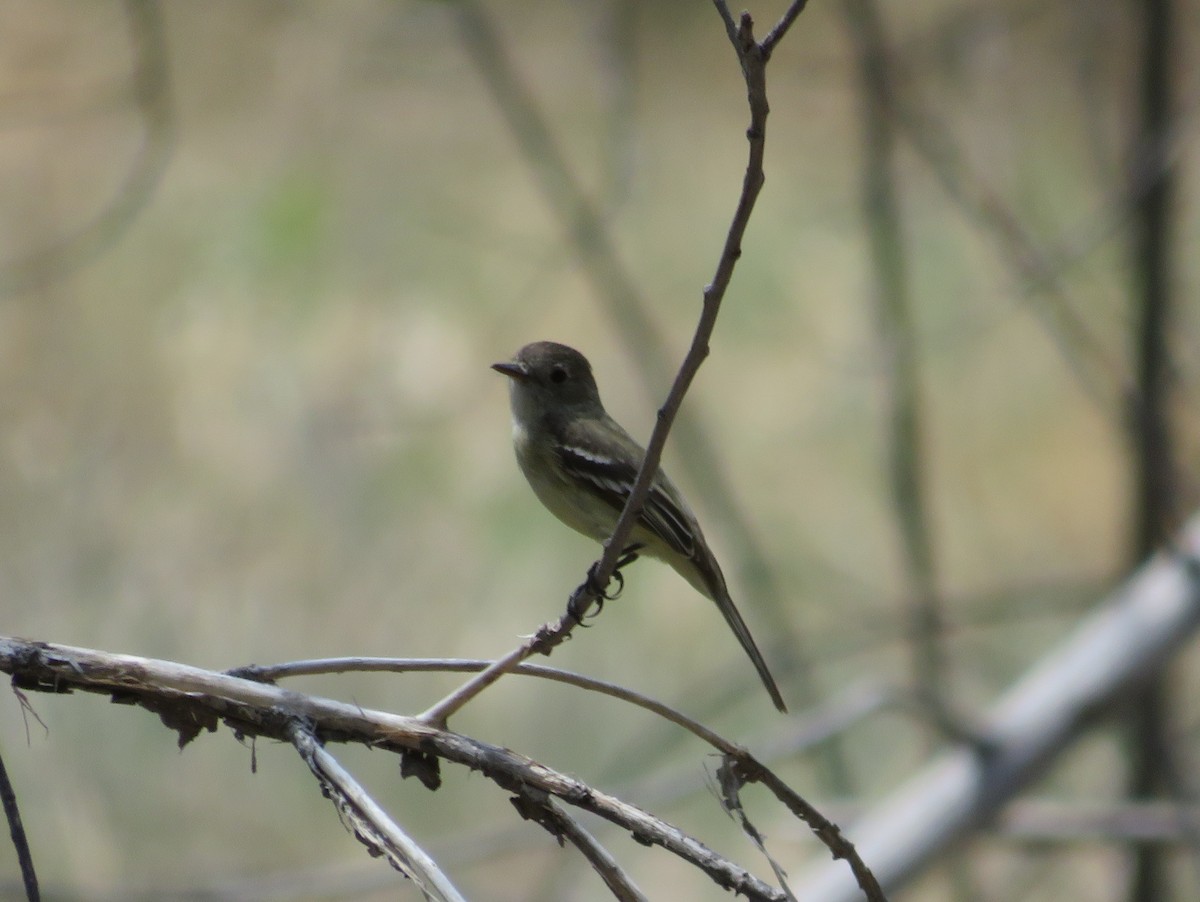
<box><xmin>567</xmin><ymin>588</ymin><xmax>593</xmax><ymax>626</ymax></box>
<box><xmin>615</xmin><ymin>543</ymin><xmax>644</xmax><ymax>573</ymax></box>
<box><xmin>569</xmin><ymin>544</ymin><xmax>645</xmax><ymax>624</ymax></box>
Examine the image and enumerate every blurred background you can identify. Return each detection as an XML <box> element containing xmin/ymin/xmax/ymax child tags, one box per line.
<box><xmin>1</xmin><ymin>0</ymin><xmax>1198</xmax><ymax>899</ymax></box>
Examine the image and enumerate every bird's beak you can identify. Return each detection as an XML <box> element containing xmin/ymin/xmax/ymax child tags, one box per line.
<box><xmin>491</xmin><ymin>360</ymin><xmax>529</xmax><ymax>381</ymax></box>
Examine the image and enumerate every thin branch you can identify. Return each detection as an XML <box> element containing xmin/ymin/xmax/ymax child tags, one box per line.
<box><xmin>712</xmin><ymin>0</ymin><xmax>738</xmax><ymax>42</ymax></box>
<box><xmin>423</xmin><ymin>0</ymin><xmax>811</xmax><ymax>727</ymax></box>
<box><xmin>760</xmin><ymin>0</ymin><xmax>810</xmax><ymax>56</ymax></box>
<box><xmin>0</xmin><ymin>745</ymin><xmax>40</xmax><ymax>902</ymax></box>
<box><xmin>510</xmin><ymin>787</ymin><xmax>649</xmax><ymax>902</ymax></box>
<box><xmin>582</xmin><ymin>2</ymin><xmax>781</xmax><ymax>638</ymax></box>
<box><xmin>1126</xmin><ymin>0</ymin><xmax>1180</xmax><ymax>898</ymax></box>
<box><xmin>1127</xmin><ymin>0</ymin><xmax>1178</xmax><ymax>566</ymax></box>
<box><xmin>232</xmin><ymin>656</ymin><xmax>741</xmax><ymax>753</ymax></box>
<box><xmin>287</xmin><ymin>721</ymin><xmax>467</xmax><ymax>902</ymax></box>
<box><xmin>617</xmin><ymin>680</ymin><xmax>890</xmax><ymax>807</ymax></box>
<box><xmin>842</xmin><ymin>0</ymin><xmax>947</xmax><ymax>715</ymax></box>
<box><xmin>728</xmin><ymin>752</ymin><xmax>888</xmax><ymax>902</ymax></box>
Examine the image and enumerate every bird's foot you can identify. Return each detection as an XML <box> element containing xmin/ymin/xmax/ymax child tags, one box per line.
<box><xmin>614</xmin><ymin>543</ymin><xmax>644</xmax><ymax>576</ymax></box>
<box><xmin>569</xmin><ymin>544</ymin><xmax>645</xmax><ymax>624</ymax></box>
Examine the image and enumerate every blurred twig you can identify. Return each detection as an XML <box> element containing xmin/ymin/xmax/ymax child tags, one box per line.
<box><xmin>843</xmin><ymin>6</ymin><xmax>982</xmax><ymax>894</ymax></box>
<box><xmin>596</xmin><ymin>0</ymin><xmax>640</xmax><ymax>217</ymax></box>
<box><xmin>842</xmin><ymin>0</ymin><xmax>947</xmax><ymax>722</ymax></box>
<box><xmin>1127</xmin><ymin>0</ymin><xmax>1178</xmax><ymax>565</ymax></box>
<box><xmin>877</xmin><ymin>21</ymin><xmax>1129</xmax><ymax>412</ymax></box>
<box><xmin>0</xmin><ymin>0</ymin><xmax>174</xmax><ymax>295</ymax></box>
<box><xmin>1125</xmin><ymin>0</ymin><xmax>1181</xmax><ymax>898</ymax></box>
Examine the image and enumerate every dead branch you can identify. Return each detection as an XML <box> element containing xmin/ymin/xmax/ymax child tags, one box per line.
<box><xmin>794</xmin><ymin>514</ymin><xmax>1200</xmax><ymax>901</ymax></box>
<box><xmin>0</xmin><ymin>637</ymin><xmax>790</xmax><ymax>900</ymax></box>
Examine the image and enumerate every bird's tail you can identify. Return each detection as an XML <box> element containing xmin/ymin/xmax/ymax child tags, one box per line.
<box><xmin>689</xmin><ymin>544</ymin><xmax>788</xmax><ymax>713</ymax></box>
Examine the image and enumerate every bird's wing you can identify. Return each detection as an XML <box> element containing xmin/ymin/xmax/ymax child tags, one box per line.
<box><xmin>555</xmin><ymin>439</ymin><xmax>697</xmax><ymax>558</ymax></box>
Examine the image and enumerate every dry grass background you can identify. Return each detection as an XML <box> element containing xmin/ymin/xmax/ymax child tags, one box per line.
<box><xmin>1</xmin><ymin>1</ymin><xmax>1198</xmax><ymax>900</ymax></box>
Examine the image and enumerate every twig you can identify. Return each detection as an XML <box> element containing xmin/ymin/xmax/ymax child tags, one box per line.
<box><xmin>576</xmin><ymin>0</ymin><xmax>785</xmax><ymax>635</ymax></box>
<box><xmin>1126</xmin><ymin>0</ymin><xmax>1180</xmax><ymax>896</ymax></box>
<box><xmin>422</xmin><ymin>0</ymin><xmax>811</xmax><ymax>728</ymax></box>
<box><xmin>717</xmin><ymin>757</ymin><xmax>798</xmax><ymax>901</ymax></box>
<box><xmin>729</xmin><ymin>751</ymin><xmax>888</xmax><ymax>902</ymax></box>
<box><xmin>0</xmin><ymin>744</ymin><xmax>40</xmax><ymax>902</ymax></box>
<box><xmin>287</xmin><ymin>721</ymin><xmax>467</xmax><ymax>902</ymax></box>
<box><xmin>511</xmin><ymin>787</ymin><xmax>649</xmax><ymax>902</ymax></box>
<box><xmin>841</xmin><ymin>0</ymin><xmax>952</xmax><ymax>750</ymax></box>
<box><xmin>233</xmin><ymin>655</ymin><xmax>740</xmax><ymax>753</ymax></box>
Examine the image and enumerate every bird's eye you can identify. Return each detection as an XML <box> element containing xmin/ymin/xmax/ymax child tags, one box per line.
<box><xmin>549</xmin><ymin>365</ymin><xmax>568</xmax><ymax>384</ymax></box>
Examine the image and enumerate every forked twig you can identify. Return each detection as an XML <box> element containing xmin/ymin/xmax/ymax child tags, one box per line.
<box><xmin>420</xmin><ymin>0</ymin><xmax>807</xmax><ymax>729</ymax></box>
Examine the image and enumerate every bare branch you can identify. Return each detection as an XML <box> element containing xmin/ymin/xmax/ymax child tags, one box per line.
<box><xmin>1126</xmin><ymin>0</ymin><xmax>1182</xmax><ymax>896</ymax></box>
<box><xmin>761</xmin><ymin>1</ymin><xmax>811</xmax><ymax>57</ymax></box>
<box><xmin>794</xmin><ymin>515</ymin><xmax>1200</xmax><ymax>901</ymax></box>
<box><xmin>581</xmin><ymin>2</ymin><xmax>784</xmax><ymax>643</ymax></box>
<box><xmin>0</xmin><ymin>638</ymin><xmax>788</xmax><ymax>901</ymax></box>
<box><xmin>510</xmin><ymin>787</ymin><xmax>649</xmax><ymax>902</ymax></box>
<box><xmin>0</xmin><ymin>745</ymin><xmax>40</xmax><ymax>902</ymax></box>
<box><xmin>717</xmin><ymin>757</ymin><xmax>798</xmax><ymax>901</ymax></box>
<box><xmin>232</xmin><ymin>655</ymin><xmax>742</xmax><ymax>753</ymax></box>
<box><xmin>288</xmin><ymin>722</ymin><xmax>467</xmax><ymax>902</ymax></box>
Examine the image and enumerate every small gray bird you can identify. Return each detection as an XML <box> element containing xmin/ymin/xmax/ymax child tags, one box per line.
<box><xmin>493</xmin><ymin>341</ymin><xmax>787</xmax><ymax>712</ymax></box>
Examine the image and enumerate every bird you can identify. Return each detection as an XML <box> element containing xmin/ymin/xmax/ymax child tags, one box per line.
<box><xmin>493</xmin><ymin>340</ymin><xmax>787</xmax><ymax>712</ymax></box>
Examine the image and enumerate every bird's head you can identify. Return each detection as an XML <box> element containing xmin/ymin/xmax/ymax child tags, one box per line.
<box><xmin>492</xmin><ymin>341</ymin><xmax>605</xmax><ymax>422</ymax></box>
